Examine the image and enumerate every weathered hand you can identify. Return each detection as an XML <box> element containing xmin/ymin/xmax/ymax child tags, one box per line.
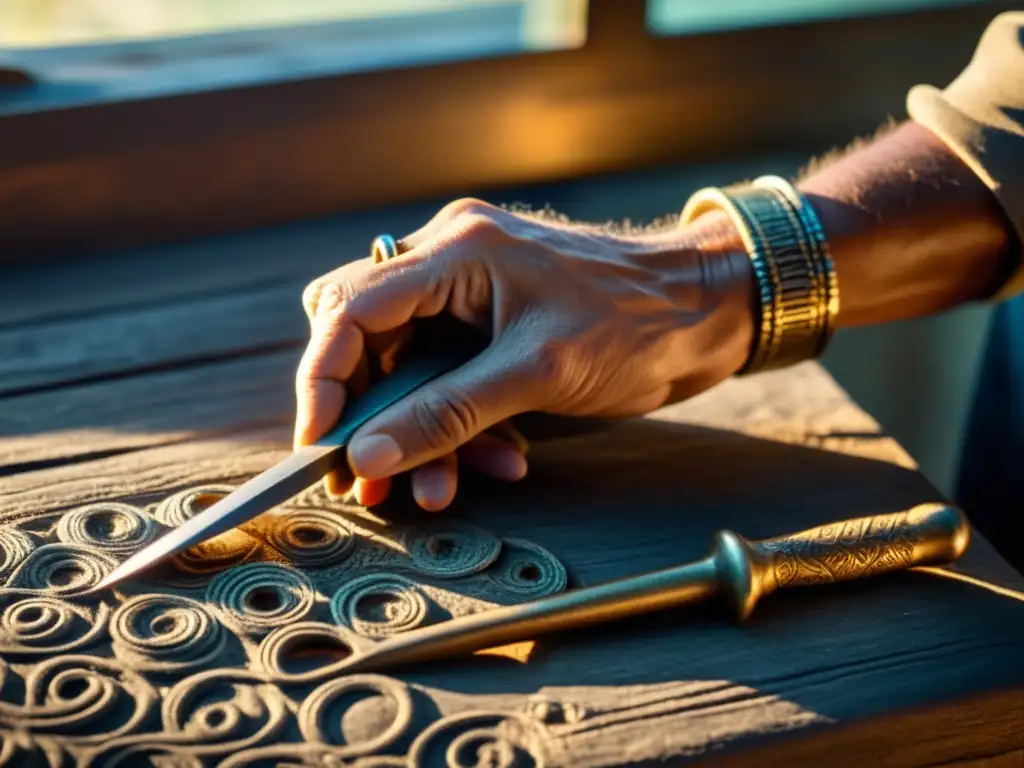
<box><xmin>295</xmin><ymin>199</ymin><xmax>753</xmax><ymax>511</ymax></box>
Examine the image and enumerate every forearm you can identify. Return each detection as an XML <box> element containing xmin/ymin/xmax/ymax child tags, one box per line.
<box><xmin>795</xmin><ymin>120</ymin><xmax>1016</xmax><ymax>327</ymax></box>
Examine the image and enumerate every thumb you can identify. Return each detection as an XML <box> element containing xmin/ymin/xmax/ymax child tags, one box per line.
<box><xmin>346</xmin><ymin>343</ymin><xmax>536</xmax><ymax>480</ymax></box>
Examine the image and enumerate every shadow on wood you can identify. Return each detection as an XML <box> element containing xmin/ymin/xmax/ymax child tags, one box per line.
<box><xmin>348</xmin><ymin>418</ymin><xmax>1024</xmax><ymax>749</ymax></box>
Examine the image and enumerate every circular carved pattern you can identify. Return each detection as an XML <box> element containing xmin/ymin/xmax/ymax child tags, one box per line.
<box><xmin>400</xmin><ymin>521</ymin><xmax>501</xmax><ymax>579</ymax></box>
<box><xmin>0</xmin><ymin>597</ymin><xmax>107</xmax><ymax>655</ymax></box>
<box><xmin>153</xmin><ymin>485</ymin><xmax>236</xmax><ymax>526</ymax></box>
<box><xmin>153</xmin><ymin>485</ymin><xmax>265</xmax><ymax>584</ymax></box>
<box><xmin>0</xmin><ymin>482</ymin><xmax>573</xmax><ymax>764</ymax></box>
<box><xmin>485</xmin><ymin>539</ymin><xmax>567</xmax><ymax>599</ymax></box>
<box><xmin>110</xmin><ymin>594</ymin><xmax>227</xmax><ymax>672</ymax></box>
<box><xmin>329</xmin><ymin>573</ymin><xmax>429</xmax><ymax>638</ymax></box>
<box><xmin>265</xmin><ymin>509</ymin><xmax>356</xmax><ymax>568</ymax></box>
<box><xmin>0</xmin><ymin>527</ymin><xmax>35</xmax><ymax>584</ymax></box>
<box><xmin>6</xmin><ymin>544</ymin><xmax>118</xmax><ymax>594</ymax></box>
<box><xmin>206</xmin><ymin>563</ymin><xmax>315</xmax><ymax>635</ymax></box>
<box><xmin>288</xmin><ymin>482</ymin><xmax>337</xmax><ymax>510</ymax></box>
<box><xmin>257</xmin><ymin>621</ymin><xmax>367</xmax><ymax>678</ymax></box>
<box><xmin>298</xmin><ymin>674</ymin><xmax>415</xmax><ymax>759</ymax></box>
<box><xmin>55</xmin><ymin>502</ymin><xmax>159</xmax><ymax>555</ymax></box>
<box><xmin>157</xmin><ymin>669</ymin><xmax>290</xmax><ymax>766</ymax></box>
<box><xmin>17</xmin><ymin>655</ymin><xmax>158</xmax><ymax>744</ymax></box>
<box><xmin>407</xmin><ymin>711</ymin><xmax>546</xmax><ymax>768</ymax></box>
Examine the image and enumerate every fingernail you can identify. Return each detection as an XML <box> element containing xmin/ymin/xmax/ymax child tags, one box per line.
<box><xmin>487</xmin><ymin>423</ymin><xmax>530</xmax><ymax>455</ymax></box>
<box><xmin>412</xmin><ymin>465</ymin><xmax>455</xmax><ymax>512</ymax></box>
<box><xmin>500</xmin><ymin>450</ymin><xmax>528</xmax><ymax>481</ymax></box>
<box><xmin>348</xmin><ymin>434</ymin><xmax>403</xmax><ymax>478</ymax></box>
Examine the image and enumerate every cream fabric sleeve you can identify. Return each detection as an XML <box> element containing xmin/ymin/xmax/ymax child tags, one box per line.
<box><xmin>907</xmin><ymin>11</ymin><xmax>1024</xmax><ymax>301</ymax></box>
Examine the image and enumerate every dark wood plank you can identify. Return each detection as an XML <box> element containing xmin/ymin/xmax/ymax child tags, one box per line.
<box><xmin>0</xmin><ymin>202</ymin><xmax>441</xmax><ymax>329</ymax></box>
<box><xmin>0</xmin><ymin>350</ymin><xmax>297</xmax><ymax>469</ymax></box>
<box><xmin>0</xmin><ymin>334</ymin><xmax>881</xmax><ymax>474</ymax></box>
<box><xmin>0</xmin><ymin>282</ymin><xmax>304</xmax><ymax>396</ymax></box>
<box><xmin>9</xmin><ymin>360</ymin><xmax>860</xmax><ymax>498</ymax></box>
<box><xmin>1</xmin><ymin>359</ymin><xmax>1022</xmax><ymax>765</ymax></box>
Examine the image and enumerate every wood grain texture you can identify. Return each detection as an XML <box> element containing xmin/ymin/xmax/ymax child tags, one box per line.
<box><xmin>0</xmin><ymin>351</ymin><xmax>297</xmax><ymax>468</ymax></box>
<box><xmin>0</xmin><ymin>201</ymin><xmax>442</xmax><ymax>329</ymax></box>
<box><xmin>0</xmin><ymin>283</ymin><xmax>304</xmax><ymax>396</ymax></box>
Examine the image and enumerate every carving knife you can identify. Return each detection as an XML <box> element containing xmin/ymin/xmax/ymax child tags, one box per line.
<box><xmin>320</xmin><ymin>503</ymin><xmax>970</xmax><ymax>675</ymax></box>
<box><xmin>89</xmin><ymin>315</ymin><xmax>488</xmax><ymax>593</ymax></box>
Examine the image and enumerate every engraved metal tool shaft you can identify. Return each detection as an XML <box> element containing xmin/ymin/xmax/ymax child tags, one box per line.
<box><xmin>334</xmin><ymin>503</ymin><xmax>969</xmax><ymax>674</ymax></box>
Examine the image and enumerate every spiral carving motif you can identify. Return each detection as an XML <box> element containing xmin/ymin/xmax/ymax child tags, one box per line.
<box><xmin>297</xmin><ymin>674</ymin><xmax>415</xmax><ymax>757</ymax></box>
<box><xmin>165</xmin><ymin>671</ymin><xmax>290</xmax><ymax>752</ymax></box>
<box><xmin>92</xmin><ymin>670</ymin><xmax>291</xmax><ymax>767</ymax></box>
<box><xmin>407</xmin><ymin>711</ymin><xmax>546</xmax><ymax>768</ymax></box>
<box><xmin>154</xmin><ymin>486</ymin><xmax>266</xmax><ymax>584</ymax></box>
<box><xmin>1</xmin><ymin>655</ymin><xmax>159</xmax><ymax>744</ymax></box>
<box><xmin>257</xmin><ymin>621</ymin><xmax>365</xmax><ymax>678</ymax></box>
<box><xmin>485</xmin><ymin>539</ymin><xmax>567</xmax><ymax>599</ymax></box>
<box><xmin>0</xmin><ymin>485</ymin><xmax>573</xmax><ymax>765</ymax></box>
<box><xmin>265</xmin><ymin>508</ymin><xmax>356</xmax><ymax>568</ymax></box>
<box><xmin>110</xmin><ymin>594</ymin><xmax>229</xmax><ymax>673</ymax></box>
<box><xmin>330</xmin><ymin>573</ymin><xmax>430</xmax><ymax>638</ymax></box>
<box><xmin>0</xmin><ymin>528</ymin><xmax>35</xmax><ymax>585</ymax></box>
<box><xmin>6</xmin><ymin>544</ymin><xmax>118</xmax><ymax>594</ymax></box>
<box><xmin>206</xmin><ymin>562</ymin><xmax>316</xmax><ymax>635</ymax></box>
<box><xmin>400</xmin><ymin>521</ymin><xmax>502</xmax><ymax>579</ymax></box>
<box><xmin>54</xmin><ymin>502</ymin><xmax>159</xmax><ymax>555</ymax></box>
<box><xmin>0</xmin><ymin>597</ymin><xmax>108</xmax><ymax>656</ymax></box>
<box><xmin>154</xmin><ymin>486</ymin><xmax>236</xmax><ymax>527</ymax></box>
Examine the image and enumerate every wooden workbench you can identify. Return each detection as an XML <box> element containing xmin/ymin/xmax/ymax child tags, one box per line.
<box><xmin>1</xmin><ymin>202</ymin><xmax>1023</xmax><ymax>767</ymax></box>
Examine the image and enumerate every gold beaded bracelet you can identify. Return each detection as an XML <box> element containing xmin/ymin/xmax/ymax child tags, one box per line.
<box><xmin>680</xmin><ymin>175</ymin><xmax>839</xmax><ymax>375</ymax></box>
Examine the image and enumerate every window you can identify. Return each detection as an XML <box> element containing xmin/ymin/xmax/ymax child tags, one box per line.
<box><xmin>0</xmin><ymin>0</ymin><xmax>586</xmax><ymax>50</ymax></box>
<box><xmin>0</xmin><ymin>1</ymin><xmax>587</xmax><ymax>109</ymax></box>
<box><xmin>648</xmin><ymin>0</ymin><xmax>995</xmax><ymax>35</ymax></box>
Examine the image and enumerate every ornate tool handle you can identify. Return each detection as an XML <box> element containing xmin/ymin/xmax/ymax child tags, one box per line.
<box><xmin>711</xmin><ymin>503</ymin><xmax>971</xmax><ymax>621</ymax></box>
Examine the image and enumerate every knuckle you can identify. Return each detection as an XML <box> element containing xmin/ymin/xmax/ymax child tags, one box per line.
<box><xmin>411</xmin><ymin>387</ymin><xmax>480</xmax><ymax>451</ymax></box>
<box><xmin>303</xmin><ymin>279</ymin><xmax>351</xmax><ymax>320</ymax></box>
<box><xmin>442</xmin><ymin>197</ymin><xmax>494</xmax><ymax>220</ymax></box>
<box><xmin>459</xmin><ymin>213</ymin><xmax>505</xmax><ymax>245</ymax></box>
<box><xmin>301</xmin><ymin>279</ymin><xmax>324</xmax><ymax>315</ymax></box>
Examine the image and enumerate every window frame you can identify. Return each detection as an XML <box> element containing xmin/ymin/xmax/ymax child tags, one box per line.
<box><xmin>0</xmin><ymin>0</ymin><xmax>1013</xmax><ymax>263</ymax></box>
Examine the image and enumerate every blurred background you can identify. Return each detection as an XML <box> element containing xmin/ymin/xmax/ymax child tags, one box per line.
<box><xmin>0</xmin><ymin>0</ymin><xmax>1010</xmax><ymax>497</ymax></box>
<box><xmin>0</xmin><ymin>0</ymin><xmax>981</xmax><ymax>46</ymax></box>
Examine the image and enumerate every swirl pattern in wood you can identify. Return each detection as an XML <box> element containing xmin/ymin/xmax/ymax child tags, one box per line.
<box><xmin>0</xmin><ymin>484</ymin><xmax>569</xmax><ymax>767</ymax></box>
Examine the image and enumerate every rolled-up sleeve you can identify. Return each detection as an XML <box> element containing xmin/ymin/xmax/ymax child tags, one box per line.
<box><xmin>907</xmin><ymin>12</ymin><xmax>1024</xmax><ymax>301</ymax></box>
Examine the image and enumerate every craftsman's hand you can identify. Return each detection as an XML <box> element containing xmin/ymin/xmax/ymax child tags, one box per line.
<box><xmin>295</xmin><ymin>199</ymin><xmax>754</xmax><ymax>511</ymax></box>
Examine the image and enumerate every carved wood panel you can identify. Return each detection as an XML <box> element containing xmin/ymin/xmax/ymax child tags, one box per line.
<box><xmin>0</xmin><ymin>483</ymin><xmax>572</xmax><ymax>767</ymax></box>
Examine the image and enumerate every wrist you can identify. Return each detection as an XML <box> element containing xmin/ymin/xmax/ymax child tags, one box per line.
<box><xmin>633</xmin><ymin>212</ymin><xmax>756</xmax><ymax>388</ymax></box>
<box><xmin>686</xmin><ymin>211</ymin><xmax>759</xmax><ymax>381</ymax></box>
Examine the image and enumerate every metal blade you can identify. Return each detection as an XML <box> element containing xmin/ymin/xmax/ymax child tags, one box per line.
<box><xmin>335</xmin><ymin>556</ymin><xmax>721</xmax><ymax>675</ymax></box>
<box><xmin>90</xmin><ymin>445</ymin><xmax>337</xmax><ymax>592</ymax></box>
<box><xmin>89</xmin><ymin>315</ymin><xmax>487</xmax><ymax>593</ymax></box>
